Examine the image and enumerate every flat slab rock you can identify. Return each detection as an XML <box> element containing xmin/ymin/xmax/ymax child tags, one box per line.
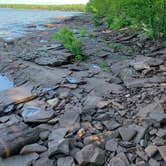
<box><xmin>0</xmin><ymin>153</ymin><xmax>39</xmax><ymax>166</ymax></box>
<box><xmin>0</xmin><ymin>116</ymin><xmax>39</xmax><ymax>157</ymax></box>
<box><xmin>0</xmin><ymin>86</ymin><xmax>35</xmax><ymax>115</ymax></box>
<box><xmin>21</xmin><ymin>106</ymin><xmax>54</xmax><ymax>123</ymax></box>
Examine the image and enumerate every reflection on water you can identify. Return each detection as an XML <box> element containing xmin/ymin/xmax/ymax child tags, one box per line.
<box><xmin>0</xmin><ymin>75</ymin><xmax>14</xmax><ymax>91</ymax></box>
<box><xmin>0</xmin><ymin>8</ymin><xmax>81</xmax><ymax>39</ymax></box>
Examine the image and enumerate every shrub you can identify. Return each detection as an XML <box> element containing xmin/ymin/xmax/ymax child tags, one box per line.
<box><xmin>52</xmin><ymin>28</ymin><xmax>83</xmax><ymax>61</ymax></box>
<box><xmin>87</xmin><ymin>0</ymin><xmax>166</xmax><ymax>40</ymax></box>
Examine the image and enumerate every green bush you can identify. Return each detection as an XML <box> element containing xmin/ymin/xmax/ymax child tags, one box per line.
<box><xmin>52</xmin><ymin>28</ymin><xmax>83</xmax><ymax>61</ymax></box>
<box><xmin>87</xmin><ymin>0</ymin><xmax>166</xmax><ymax>40</ymax></box>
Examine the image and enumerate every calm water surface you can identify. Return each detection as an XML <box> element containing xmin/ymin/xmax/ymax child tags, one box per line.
<box><xmin>0</xmin><ymin>75</ymin><xmax>14</xmax><ymax>91</ymax></box>
<box><xmin>0</xmin><ymin>8</ymin><xmax>81</xmax><ymax>39</ymax></box>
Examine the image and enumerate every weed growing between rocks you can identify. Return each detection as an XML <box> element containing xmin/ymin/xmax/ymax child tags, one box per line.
<box><xmin>52</xmin><ymin>28</ymin><xmax>84</xmax><ymax>61</ymax></box>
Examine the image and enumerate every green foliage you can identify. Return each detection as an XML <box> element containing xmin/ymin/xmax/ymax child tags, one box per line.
<box><xmin>0</xmin><ymin>4</ymin><xmax>85</xmax><ymax>11</ymax></box>
<box><xmin>52</xmin><ymin>28</ymin><xmax>83</xmax><ymax>61</ymax></box>
<box><xmin>100</xmin><ymin>60</ymin><xmax>109</xmax><ymax>71</ymax></box>
<box><xmin>87</xmin><ymin>0</ymin><xmax>166</xmax><ymax>40</ymax></box>
<box><xmin>80</xmin><ymin>27</ymin><xmax>88</xmax><ymax>37</ymax></box>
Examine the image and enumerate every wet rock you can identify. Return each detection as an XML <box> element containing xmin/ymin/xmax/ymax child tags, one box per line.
<box><xmin>57</xmin><ymin>156</ymin><xmax>75</xmax><ymax>166</ymax></box>
<box><xmin>119</xmin><ymin>126</ymin><xmax>137</xmax><ymax>141</ymax></box>
<box><xmin>75</xmin><ymin>144</ymin><xmax>105</xmax><ymax>166</ymax></box>
<box><xmin>0</xmin><ymin>119</ymin><xmax>39</xmax><ymax>157</ymax></box>
<box><xmin>0</xmin><ymin>153</ymin><xmax>39</xmax><ymax>166</ymax></box>
<box><xmin>138</xmin><ymin>102</ymin><xmax>164</xmax><ymax>120</ymax></box>
<box><xmin>103</xmin><ymin>120</ymin><xmax>121</xmax><ymax>130</ymax></box>
<box><xmin>158</xmin><ymin>146</ymin><xmax>166</xmax><ymax>162</ymax></box>
<box><xmin>48</xmin><ymin>128</ymin><xmax>68</xmax><ymax>157</ymax></box>
<box><xmin>33</xmin><ymin>158</ymin><xmax>54</xmax><ymax>166</ymax></box>
<box><xmin>109</xmin><ymin>153</ymin><xmax>129</xmax><ymax>166</ymax></box>
<box><xmin>59</xmin><ymin>110</ymin><xmax>80</xmax><ymax>131</ymax></box>
<box><xmin>20</xmin><ymin>143</ymin><xmax>47</xmax><ymax>154</ymax></box>
<box><xmin>21</xmin><ymin>106</ymin><xmax>54</xmax><ymax>123</ymax></box>
<box><xmin>47</xmin><ymin>98</ymin><xmax>59</xmax><ymax>107</ymax></box>
<box><xmin>145</xmin><ymin>145</ymin><xmax>158</xmax><ymax>157</ymax></box>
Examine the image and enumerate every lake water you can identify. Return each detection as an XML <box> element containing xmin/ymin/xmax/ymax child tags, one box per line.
<box><xmin>0</xmin><ymin>75</ymin><xmax>14</xmax><ymax>92</ymax></box>
<box><xmin>0</xmin><ymin>8</ymin><xmax>81</xmax><ymax>39</ymax></box>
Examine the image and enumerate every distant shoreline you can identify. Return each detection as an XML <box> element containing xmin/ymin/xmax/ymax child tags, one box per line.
<box><xmin>0</xmin><ymin>4</ymin><xmax>86</xmax><ymax>12</ymax></box>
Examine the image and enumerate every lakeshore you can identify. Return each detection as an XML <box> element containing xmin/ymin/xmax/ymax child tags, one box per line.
<box><xmin>0</xmin><ymin>12</ymin><xmax>166</xmax><ymax>166</ymax></box>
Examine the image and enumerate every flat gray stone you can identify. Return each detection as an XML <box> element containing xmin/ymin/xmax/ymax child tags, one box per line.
<box><xmin>57</xmin><ymin>157</ymin><xmax>75</xmax><ymax>166</ymax></box>
<box><xmin>21</xmin><ymin>106</ymin><xmax>54</xmax><ymax>123</ymax></box>
<box><xmin>20</xmin><ymin>143</ymin><xmax>47</xmax><ymax>154</ymax></box>
<box><xmin>103</xmin><ymin>120</ymin><xmax>121</xmax><ymax>130</ymax></box>
<box><xmin>75</xmin><ymin>144</ymin><xmax>105</xmax><ymax>166</ymax></box>
<box><xmin>158</xmin><ymin>146</ymin><xmax>166</xmax><ymax>162</ymax></box>
<box><xmin>138</xmin><ymin>102</ymin><xmax>164</xmax><ymax>120</ymax></box>
<box><xmin>0</xmin><ymin>153</ymin><xmax>39</xmax><ymax>166</ymax></box>
<box><xmin>119</xmin><ymin>126</ymin><xmax>137</xmax><ymax>141</ymax></box>
<box><xmin>48</xmin><ymin>128</ymin><xmax>69</xmax><ymax>157</ymax></box>
<box><xmin>59</xmin><ymin>110</ymin><xmax>80</xmax><ymax>131</ymax></box>
<box><xmin>109</xmin><ymin>153</ymin><xmax>129</xmax><ymax>166</ymax></box>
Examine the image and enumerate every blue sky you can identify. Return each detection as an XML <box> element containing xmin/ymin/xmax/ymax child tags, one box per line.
<box><xmin>0</xmin><ymin>0</ymin><xmax>89</xmax><ymax>4</ymax></box>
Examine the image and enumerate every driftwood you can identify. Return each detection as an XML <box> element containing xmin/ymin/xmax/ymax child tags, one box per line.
<box><xmin>0</xmin><ymin>120</ymin><xmax>39</xmax><ymax>158</ymax></box>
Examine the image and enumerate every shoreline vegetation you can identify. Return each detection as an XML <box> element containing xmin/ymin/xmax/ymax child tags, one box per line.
<box><xmin>0</xmin><ymin>4</ymin><xmax>86</xmax><ymax>11</ymax></box>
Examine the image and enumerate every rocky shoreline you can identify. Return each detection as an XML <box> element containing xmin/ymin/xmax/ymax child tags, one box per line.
<box><xmin>0</xmin><ymin>14</ymin><xmax>166</xmax><ymax>166</ymax></box>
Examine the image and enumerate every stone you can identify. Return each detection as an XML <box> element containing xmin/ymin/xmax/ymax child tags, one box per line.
<box><xmin>66</xmin><ymin>76</ymin><xmax>86</xmax><ymax>85</ymax></box>
<box><xmin>105</xmin><ymin>139</ymin><xmax>118</xmax><ymax>152</ymax></box>
<box><xmin>57</xmin><ymin>157</ymin><xmax>75</xmax><ymax>166</ymax></box>
<box><xmin>158</xmin><ymin>146</ymin><xmax>166</xmax><ymax>162</ymax></box>
<box><xmin>103</xmin><ymin>120</ymin><xmax>121</xmax><ymax>130</ymax></box>
<box><xmin>119</xmin><ymin>126</ymin><xmax>137</xmax><ymax>141</ymax></box>
<box><xmin>33</xmin><ymin>158</ymin><xmax>54</xmax><ymax>166</ymax></box>
<box><xmin>136</xmin><ymin>161</ymin><xmax>146</xmax><ymax>166</ymax></box>
<box><xmin>34</xmin><ymin>55</ymin><xmax>69</xmax><ymax>67</ymax></box>
<box><xmin>148</xmin><ymin>112</ymin><xmax>166</xmax><ymax>123</ymax></box>
<box><xmin>83</xmin><ymin>95</ymin><xmax>102</xmax><ymax>111</ymax></box>
<box><xmin>0</xmin><ymin>119</ymin><xmax>39</xmax><ymax>157</ymax></box>
<box><xmin>39</xmin><ymin>131</ymin><xmax>50</xmax><ymax>140</ymax></box>
<box><xmin>97</xmin><ymin>100</ymin><xmax>111</xmax><ymax>109</ymax></box>
<box><xmin>75</xmin><ymin>144</ymin><xmax>105</xmax><ymax>166</ymax></box>
<box><xmin>109</xmin><ymin>153</ymin><xmax>130</xmax><ymax>166</ymax></box>
<box><xmin>130</xmin><ymin>124</ymin><xmax>146</xmax><ymax>144</ymax></box>
<box><xmin>20</xmin><ymin>143</ymin><xmax>47</xmax><ymax>154</ymax></box>
<box><xmin>145</xmin><ymin>145</ymin><xmax>158</xmax><ymax>157</ymax></box>
<box><xmin>0</xmin><ymin>153</ymin><xmax>39</xmax><ymax>166</ymax></box>
<box><xmin>47</xmin><ymin>98</ymin><xmax>59</xmax><ymax>107</ymax></box>
<box><xmin>48</xmin><ymin>128</ymin><xmax>69</xmax><ymax>157</ymax></box>
<box><xmin>138</xmin><ymin>102</ymin><xmax>164</xmax><ymax>120</ymax></box>
<box><xmin>0</xmin><ymin>86</ymin><xmax>36</xmax><ymax>114</ymax></box>
<box><xmin>21</xmin><ymin>106</ymin><xmax>54</xmax><ymax>123</ymax></box>
<box><xmin>59</xmin><ymin>110</ymin><xmax>80</xmax><ymax>131</ymax></box>
<box><xmin>149</xmin><ymin>158</ymin><xmax>160</xmax><ymax>166</ymax></box>
<box><xmin>156</xmin><ymin>129</ymin><xmax>166</xmax><ymax>138</ymax></box>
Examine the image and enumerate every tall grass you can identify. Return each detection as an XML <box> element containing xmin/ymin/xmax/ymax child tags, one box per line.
<box><xmin>0</xmin><ymin>4</ymin><xmax>86</xmax><ymax>12</ymax></box>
